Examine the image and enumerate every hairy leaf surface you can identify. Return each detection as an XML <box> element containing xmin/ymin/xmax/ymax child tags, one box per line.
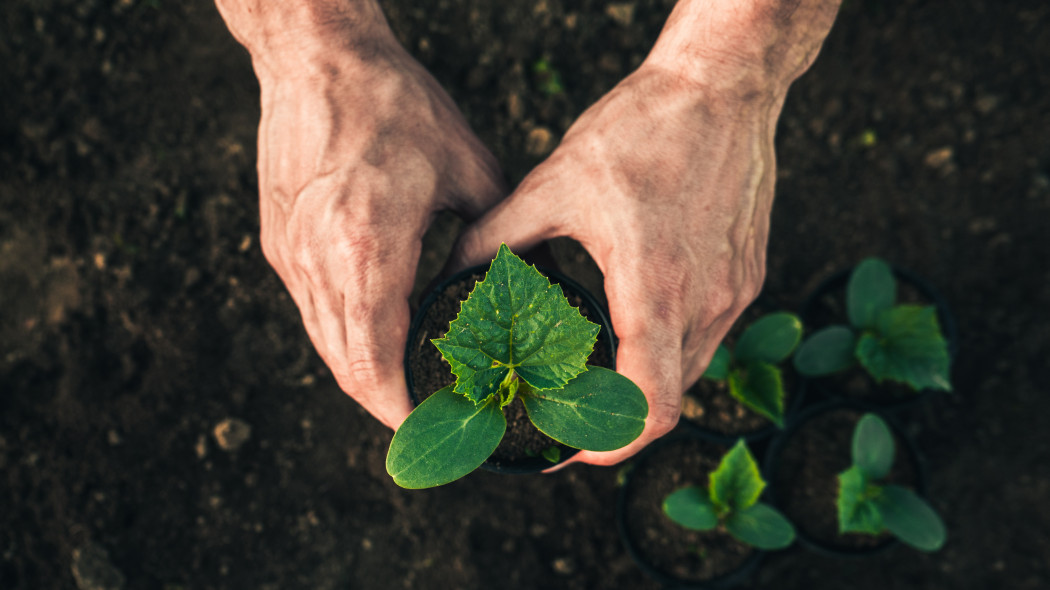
<box><xmin>852</xmin><ymin>413</ymin><xmax>895</xmax><ymax>480</ymax></box>
<box><xmin>878</xmin><ymin>485</ymin><xmax>947</xmax><ymax>552</ymax></box>
<box><xmin>856</xmin><ymin>305</ymin><xmax>951</xmax><ymax>392</ymax></box>
<box><xmin>734</xmin><ymin>312</ymin><xmax>803</xmax><ymax>364</ymax></box>
<box><xmin>663</xmin><ymin>487</ymin><xmax>718</xmax><ymax>531</ymax></box>
<box><xmin>848</xmin><ymin>257</ymin><xmax>897</xmax><ymax>330</ymax></box>
<box><xmin>710</xmin><ymin>439</ymin><xmax>765</xmax><ymax>513</ymax></box>
<box><xmin>728</xmin><ymin>362</ymin><xmax>785</xmax><ymax>427</ymax></box>
<box><xmin>521</xmin><ymin>366</ymin><xmax>647</xmax><ymax>451</ymax></box>
<box><xmin>386</xmin><ymin>386</ymin><xmax>505</xmax><ymax>489</ymax></box>
<box><xmin>433</xmin><ymin>244</ymin><xmax>599</xmax><ymax>403</ymax></box>
<box><xmin>793</xmin><ymin>325</ymin><xmax>858</xmax><ymax>376</ymax></box>
<box><xmin>725</xmin><ymin>503</ymin><xmax>796</xmax><ymax>550</ymax></box>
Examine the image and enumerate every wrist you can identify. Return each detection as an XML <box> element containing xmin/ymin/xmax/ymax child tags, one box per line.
<box><xmin>215</xmin><ymin>0</ymin><xmax>395</xmax><ymax>83</ymax></box>
<box><xmin>644</xmin><ymin>0</ymin><xmax>841</xmax><ymax>99</ymax></box>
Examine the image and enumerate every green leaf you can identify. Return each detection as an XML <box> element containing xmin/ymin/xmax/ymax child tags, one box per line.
<box><xmin>663</xmin><ymin>487</ymin><xmax>719</xmax><ymax>531</ymax></box>
<box><xmin>386</xmin><ymin>386</ymin><xmax>506</xmax><ymax>489</ymax></box>
<box><xmin>856</xmin><ymin>305</ymin><xmax>952</xmax><ymax>392</ymax></box>
<box><xmin>878</xmin><ymin>485</ymin><xmax>946</xmax><ymax>552</ymax></box>
<box><xmin>848</xmin><ymin>257</ymin><xmax>897</xmax><ymax>330</ymax></box>
<box><xmin>710</xmin><ymin>439</ymin><xmax>765</xmax><ymax>513</ymax></box>
<box><xmin>852</xmin><ymin>413</ymin><xmax>895</xmax><ymax>480</ymax></box>
<box><xmin>521</xmin><ymin>366</ymin><xmax>648</xmax><ymax>452</ymax></box>
<box><xmin>540</xmin><ymin>446</ymin><xmax>561</xmax><ymax>464</ymax></box>
<box><xmin>877</xmin><ymin>485</ymin><xmax>944</xmax><ymax>550</ymax></box>
<box><xmin>734</xmin><ymin>312</ymin><xmax>803</xmax><ymax>364</ymax></box>
<box><xmin>728</xmin><ymin>362</ymin><xmax>786</xmax><ymax>427</ymax></box>
<box><xmin>793</xmin><ymin>325</ymin><xmax>858</xmax><ymax>376</ymax></box>
<box><xmin>725</xmin><ymin>503</ymin><xmax>796</xmax><ymax>550</ymax></box>
<box><xmin>433</xmin><ymin>244</ymin><xmax>599</xmax><ymax>404</ymax></box>
<box><xmin>837</xmin><ymin>465</ymin><xmax>884</xmax><ymax>534</ymax></box>
<box><xmin>702</xmin><ymin>344</ymin><xmax>731</xmax><ymax>380</ymax></box>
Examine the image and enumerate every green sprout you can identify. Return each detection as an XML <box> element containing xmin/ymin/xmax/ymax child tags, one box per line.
<box><xmin>662</xmin><ymin>440</ymin><xmax>796</xmax><ymax>550</ymax></box>
<box><xmin>701</xmin><ymin>312</ymin><xmax>803</xmax><ymax>427</ymax></box>
<box><xmin>836</xmin><ymin>414</ymin><xmax>946</xmax><ymax>552</ymax></box>
<box><xmin>386</xmin><ymin>245</ymin><xmax>648</xmax><ymax>489</ymax></box>
<box><xmin>532</xmin><ymin>57</ymin><xmax>564</xmax><ymax>96</ymax></box>
<box><xmin>793</xmin><ymin>257</ymin><xmax>952</xmax><ymax>392</ymax></box>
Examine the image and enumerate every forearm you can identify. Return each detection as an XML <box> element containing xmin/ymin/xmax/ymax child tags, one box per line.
<box><xmin>214</xmin><ymin>0</ymin><xmax>394</xmax><ymax>82</ymax></box>
<box><xmin>646</xmin><ymin>0</ymin><xmax>842</xmax><ymax>98</ymax></box>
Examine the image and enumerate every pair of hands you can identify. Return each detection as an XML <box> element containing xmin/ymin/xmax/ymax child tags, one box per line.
<box><xmin>234</xmin><ymin>11</ymin><xmax>786</xmax><ymax>466</ymax></box>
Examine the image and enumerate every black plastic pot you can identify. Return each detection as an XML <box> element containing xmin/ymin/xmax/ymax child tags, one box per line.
<box><xmin>404</xmin><ymin>262</ymin><xmax>617</xmax><ymax>474</ymax></box>
<box><xmin>798</xmin><ymin>265</ymin><xmax>958</xmax><ymax>411</ymax></box>
<box><xmin>763</xmin><ymin>400</ymin><xmax>930</xmax><ymax>557</ymax></box>
<box><xmin>616</xmin><ymin>430</ymin><xmax>766</xmax><ymax>589</ymax></box>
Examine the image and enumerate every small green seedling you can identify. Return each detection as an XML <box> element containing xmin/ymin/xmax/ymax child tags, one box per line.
<box><xmin>386</xmin><ymin>245</ymin><xmax>648</xmax><ymax>489</ymax></box>
<box><xmin>663</xmin><ymin>440</ymin><xmax>796</xmax><ymax>550</ymax></box>
<box><xmin>793</xmin><ymin>257</ymin><xmax>952</xmax><ymax>392</ymax></box>
<box><xmin>701</xmin><ymin>312</ymin><xmax>803</xmax><ymax>427</ymax></box>
<box><xmin>837</xmin><ymin>413</ymin><xmax>946</xmax><ymax>552</ymax></box>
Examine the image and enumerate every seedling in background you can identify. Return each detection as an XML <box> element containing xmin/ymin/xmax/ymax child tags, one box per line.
<box><xmin>793</xmin><ymin>257</ymin><xmax>952</xmax><ymax>392</ymax></box>
<box><xmin>701</xmin><ymin>312</ymin><xmax>803</xmax><ymax>427</ymax></box>
<box><xmin>663</xmin><ymin>440</ymin><xmax>795</xmax><ymax>550</ymax></box>
<box><xmin>386</xmin><ymin>245</ymin><xmax>649</xmax><ymax>489</ymax></box>
<box><xmin>837</xmin><ymin>414</ymin><xmax>946</xmax><ymax>552</ymax></box>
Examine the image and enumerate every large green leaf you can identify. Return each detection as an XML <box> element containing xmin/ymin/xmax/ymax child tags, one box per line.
<box><xmin>386</xmin><ymin>386</ymin><xmax>506</xmax><ymax>489</ymax></box>
<box><xmin>734</xmin><ymin>312</ymin><xmax>803</xmax><ymax>364</ymax></box>
<box><xmin>725</xmin><ymin>503</ymin><xmax>796</xmax><ymax>550</ymax></box>
<box><xmin>728</xmin><ymin>362</ymin><xmax>785</xmax><ymax>427</ymax></box>
<box><xmin>848</xmin><ymin>257</ymin><xmax>897</xmax><ymax>330</ymax></box>
<box><xmin>793</xmin><ymin>325</ymin><xmax>858</xmax><ymax>376</ymax></box>
<box><xmin>852</xmin><ymin>413</ymin><xmax>895</xmax><ymax>480</ymax></box>
<box><xmin>702</xmin><ymin>344</ymin><xmax>731</xmax><ymax>380</ymax></box>
<box><xmin>710</xmin><ymin>439</ymin><xmax>765</xmax><ymax>513</ymax></box>
<box><xmin>856</xmin><ymin>305</ymin><xmax>952</xmax><ymax>392</ymax></box>
<box><xmin>878</xmin><ymin>485</ymin><xmax>947</xmax><ymax>552</ymax></box>
<box><xmin>663</xmin><ymin>487</ymin><xmax>718</xmax><ymax>531</ymax></box>
<box><xmin>836</xmin><ymin>465</ymin><xmax>883</xmax><ymax>534</ymax></box>
<box><xmin>521</xmin><ymin>366</ymin><xmax>647</xmax><ymax>452</ymax></box>
<box><xmin>433</xmin><ymin>244</ymin><xmax>599</xmax><ymax>404</ymax></box>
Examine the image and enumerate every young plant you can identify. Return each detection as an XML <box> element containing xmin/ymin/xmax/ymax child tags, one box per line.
<box><xmin>663</xmin><ymin>439</ymin><xmax>795</xmax><ymax>550</ymax></box>
<box><xmin>701</xmin><ymin>312</ymin><xmax>803</xmax><ymax>427</ymax></box>
<box><xmin>793</xmin><ymin>257</ymin><xmax>952</xmax><ymax>392</ymax></box>
<box><xmin>386</xmin><ymin>244</ymin><xmax>649</xmax><ymax>489</ymax></box>
<box><xmin>837</xmin><ymin>413</ymin><xmax>946</xmax><ymax>552</ymax></box>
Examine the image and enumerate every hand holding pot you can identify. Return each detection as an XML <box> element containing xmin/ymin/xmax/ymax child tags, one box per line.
<box><xmin>215</xmin><ymin>2</ymin><xmax>505</xmax><ymax>428</ymax></box>
<box><xmin>450</xmin><ymin>0</ymin><xmax>840</xmax><ymax>464</ymax></box>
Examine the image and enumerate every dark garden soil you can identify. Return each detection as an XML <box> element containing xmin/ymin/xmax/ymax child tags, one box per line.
<box><xmin>406</xmin><ymin>269</ymin><xmax>614</xmax><ymax>469</ymax></box>
<box><xmin>2</xmin><ymin>1</ymin><xmax>1050</xmax><ymax>589</ymax></box>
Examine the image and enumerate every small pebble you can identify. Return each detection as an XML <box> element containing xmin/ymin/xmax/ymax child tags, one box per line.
<box><xmin>213</xmin><ymin>418</ymin><xmax>251</xmax><ymax>452</ymax></box>
<box><xmin>605</xmin><ymin>3</ymin><xmax>636</xmax><ymax>26</ymax></box>
<box><xmin>525</xmin><ymin>127</ymin><xmax>556</xmax><ymax>156</ymax></box>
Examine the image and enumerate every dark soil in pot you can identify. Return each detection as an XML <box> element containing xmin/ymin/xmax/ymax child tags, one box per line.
<box><xmin>406</xmin><ymin>267</ymin><xmax>615</xmax><ymax>472</ymax></box>
<box><xmin>767</xmin><ymin>405</ymin><xmax>922</xmax><ymax>555</ymax></box>
<box><xmin>618</xmin><ymin>434</ymin><xmax>760</xmax><ymax>588</ymax></box>
<box><xmin>799</xmin><ymin>266</ymin><xmax>958</xmax><ymax>409</ymax></box>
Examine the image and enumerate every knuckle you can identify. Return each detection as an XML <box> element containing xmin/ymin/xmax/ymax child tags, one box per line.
<box><xmin>646</xmin><ymin>399</ymin><xmax>681</xmax><ymax>438</ymax></box>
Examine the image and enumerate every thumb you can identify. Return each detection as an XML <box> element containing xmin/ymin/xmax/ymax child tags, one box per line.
<box><xmin>445</xmin><ymin>168</ymin><xmax>566</xmax><ymax>273</ymax></box>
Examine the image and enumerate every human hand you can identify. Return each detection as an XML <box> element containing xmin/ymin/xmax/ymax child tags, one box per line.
<box><xmin>216</xmin><ymin>2</ymin><xmax>505</xmax><ymax>428</ymax></box>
